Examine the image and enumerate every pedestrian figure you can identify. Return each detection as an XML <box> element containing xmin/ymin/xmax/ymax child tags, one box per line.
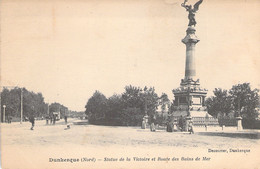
<box><xmin>64</xmin><ymin>116</ymin><xmax>68</xmax><ymax>124</ymax></box>
<box><xmin>150</xmin><ymin>115</ymin><xmax>156</xmax><ymax>132</ymax></box>
<box><xmin>46</xmin><ymin>115</ymin><xmax>49</xmax><ymax>125</ymax></box>
<box><xmin>50</xmin><ymin>115</ymin><xmax>53</xmax><ymax>124</ymax></box>
<box><xmin>53</xmin><ymin>114</ymin><xmax>56</xmax><ymax>125</ymax></box>
<box><xmin>141</xmin><ymin>119</ymin><xmax>145</xmax><ymax>129</ymax></box>
<box><xmin>188</xmin><ymin>121</ymin><xmax>194</xmax><ymax>134</ymax></box>
<box><xmin>173</xmin><ymin>119</ymin><xmax>178</xmax><ymax>131</ymax></box>
<box><xmin>178</xmin><ymin>116</ymin><xmax>184</xmax><ymax>131</ymax></box>
<box><xmin>29</xmin><ymin>114</ymin><xmax>35</xmax><ymax>130</ymax></box>
<box><xmin>7</xmin><ymin>116</ymin><xmax>12</xmax><ymax>123</ymax></box>
<box><xmin>166</xmin><ymin>121</ymin><xmax>173</xmax><ymax>132</ymax></box>
<box><xmin>64</xmin><ymin>124</ymin><xmax>70</xmax><ymax>130</ymax></box>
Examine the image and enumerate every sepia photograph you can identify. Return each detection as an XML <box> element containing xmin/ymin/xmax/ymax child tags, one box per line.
<box><xmin>0</xmin><ymin>0</ymin><xmax>260</xmax><ymax>168</ymax></box>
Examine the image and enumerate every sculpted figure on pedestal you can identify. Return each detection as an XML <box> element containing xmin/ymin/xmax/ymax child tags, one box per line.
<box><xmin>181</xmin><ymin>0</ymin><xmax>203</xmax><ymax>27</ymax></box>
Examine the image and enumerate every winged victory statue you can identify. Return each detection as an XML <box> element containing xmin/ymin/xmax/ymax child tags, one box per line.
<box><xmin>181</xmin><ymin>0</ymin><xmax>203</xmax><ymax>27</ymax></box>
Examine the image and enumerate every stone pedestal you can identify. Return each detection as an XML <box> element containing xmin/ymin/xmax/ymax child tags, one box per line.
<box><xmin>236</xmin><ymin>116</ymin><xmax>243</xmax><ymax>131</ymax></box>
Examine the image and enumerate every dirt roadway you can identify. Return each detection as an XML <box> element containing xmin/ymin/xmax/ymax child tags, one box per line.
<box><xmin>1</xmin><ymin>119</ymin><xmax>260</xmax><ymax>169</ymax></box>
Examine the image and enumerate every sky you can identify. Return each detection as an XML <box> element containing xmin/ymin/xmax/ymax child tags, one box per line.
<box><xmin>1</xmin><ymin>0</ymin><xmax>260</xmax><ymax>111</ymax></box>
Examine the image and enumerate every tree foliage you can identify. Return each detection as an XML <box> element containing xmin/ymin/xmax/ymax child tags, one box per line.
<box><xmin>229</xmin><ymin>83</ymin><xmax>259</xmax><ymax>119</ymax></box>
<box><xmin>1</xmin><ymin>87</ymin><xmax>72</xmax><ymax>122</ymax></box>
<box><xmin>159</xmin><ymin>93</ymin><xmax>170</xmax><ymax>113</ymax></box>
<box><xmin>85</xmin><ymin>91</ymin><xmax>107</xmax><ymax>124</ymax></box>
<box><xmin>49</xmin><ymin>102</ymin><xmax>68</xmax><ymax>118</ymax></box>
<box><xmin>85</xmin><ymin>85</ymin><xmax>159</xmax><ymax>126</ymax></box>
<box><xmin>106</xmin><ymin>94</ymin><xmax>125</xmax><ymax>124</ymax></box>
<box><xmin>205</xmin><ymin>83</ymin><xmax>259</xmax><ymax>119</ymax></box>
<box><xmin>122</xmin><ymin>85</ymin><xmax>159</xmax><ymax>116</ymax></box>
<box><xmin>205</xmin><ymin>88</ymin><xmax>233</xmax><ymax>118</ymax></box>
<box><xmin>120</xmin><ymin>107</ymin><xmax>143</xmax><ymax>126</ymax></box>
<box><xmin>1</xmin><ymin>87</ymin><xmax>47</xmax><ymax>119</ymax></box>
<box><xmin>1</xmin><ymin>88</ymin><xmax>21</xmax><ymax>118</ymax></box>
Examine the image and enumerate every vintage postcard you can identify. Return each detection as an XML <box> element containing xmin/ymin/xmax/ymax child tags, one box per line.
<box><xmin>0</xmin><ymin>0</ymin><xmax>260</xmax><ymax>169</ymax></box>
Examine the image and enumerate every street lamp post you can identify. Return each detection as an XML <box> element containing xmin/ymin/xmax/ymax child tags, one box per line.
<box><xmin>236</xmin><ymin>87</ymin><xmax>243</xmax><ymax>131</ymax></box>
<box><xmin>142</xmin><ymin>97</ymin><xmax>148</xmax><ymax>129</ymax></box>
<box><xmin>236</xmin><ymin>98</ymin><xmax>243</xmax><ymax>130</ymax></box>
<box><xmin>185</xmin><ymin>87</ymin><xmax>192</xmax><ymax>131</ymax></box>
<box><xmin>47</xmin><ymin>103</ymin><xmax>49</xmax><ymax>116</ymax></box>
<box><xmin>3</xmin><ymin>105</ymin><xmax>6</xmax><ymax>123</ymax></box>
<box><xmin>46</xmin><ymin>103</ymin><xmax>50</xmax><ymax>125</ymax></box>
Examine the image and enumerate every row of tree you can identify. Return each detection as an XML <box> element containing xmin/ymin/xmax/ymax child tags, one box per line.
<box><xmin>205</xmin><ymin>83</ymin><xmax>259</xmax><ymax>119</ymax></box>
<box><xmin>0</xmin><ymin>87</ymin><xmax>69</xmax><ymax>122</ymax></box>
<box><xmin>85</xmin><ymin>83</ymin><xmax>259</xmax><ymax>126</ymax></box>
<box><xmin>85</xmin><ymin>85</ymin><xmax>170</xmax><ymax>126</ymax></box>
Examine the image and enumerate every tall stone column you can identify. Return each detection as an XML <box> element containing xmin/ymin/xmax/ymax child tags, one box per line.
<box><xmin>182</xmin><ymin>27</ymin><xmax>200</xmax><ymax>81</ymax></box>
<box><xmin>170</xmin><ymin>0</ymin><xmax>219</xmax><ymax>130</ymax></box>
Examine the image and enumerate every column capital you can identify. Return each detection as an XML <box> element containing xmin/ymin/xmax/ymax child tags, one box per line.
<box><xmin>182</xmin><ymin>27</ymin><xmax>200</xmax><ymax>44</ymax></box>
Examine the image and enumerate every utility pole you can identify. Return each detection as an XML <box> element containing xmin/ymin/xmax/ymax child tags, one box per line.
<box><xmin>236</xmin><ymin>86</ymin><xmax>243</xmax><ymax>130</ymax></box>
<box><xmin>20</xmin><ymin>88</ymin><xmax>23</xmax><ymax>124</ymax></box>
<box><xmin>3</xmin><ymin>105</ymin><xmax>6</xmax><ymax>123</ymax></box>
<box><xmin>47</xmin><ymin>103</ymin><xmax>49</xmax><ymax>116</ymax></box>
<box><xmin>0</xmin><ymin>90</ymin><xmax>2</xmax><ymax>123</ymax></box>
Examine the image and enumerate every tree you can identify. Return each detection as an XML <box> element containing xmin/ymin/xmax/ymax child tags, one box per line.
<box><xmin>85</xmin><ymin>85</ymin><xmax>159</xmax><ymax>126</ymax></box>
<box><xmin>142</xmin><ymin>86</ymin><xmax>159</xmax><ymax>116</ymax></box>
<box><xmin>159</xmin><ymin>93</ymin><xmax>170</xmax><ymax>113</ymax></box>
<box><xmin>1</xmin><ymin>87</ymin><xmax>73</xmax><ymax>122</ymax></box>
<box><xmin>122</xmin><ymin>85</ymin><xmax>143</xmax><ymax>109</ymax></box>
<box><xmin>122</xmin><ymin>85</ymin><xmax>159</xmax><ymax>116</ymax></box>
<box><xmin>1</xmin><ymin>87</ymin><xmax>48</xmax><ymax>119</ymax></box>
<box><xmin>1</xmin><ymin>87</ymin><xmax>21</xmax><ymax>118</ymax></box>
<box><xmin>106</xmin><ymin>94</ymin><xmax>125</xmax><ymax>125</ymax></box>
<box><xmin>49</xmin><ymin>102</ymin><xmax>67</xmax><ymax>118</ymax></box>
<box><xmin>85</xmin><ymin>91</ymin><xmax>107</xmax><ymax>124</ymax></box>
<box><xmin>229</xmin><ymin>83</ymin><xmax>259</xmax><ymax>119</ymax></box>
<box><xmin>120</xmin><ymin>85</ymin><xmax>159</xmax><ymax>125</ymax></box>
<box><xmin>120</xmin><ymin>107</ymin><xmax>143</xmax><ymax>126</ymax></box>
<box><xmin>205</xmin><ymin>83</ymin><xmax>259</xmax><ymax>119</ymax></box>
<box><xmin>205</xmin><ymin>88</ymin><xmax>233</xmax><ymax>118</ymax></box>
<box><xmin>22</xmin><ymin>88</ymin><xmax>47</xmax><ymax>118</ymax></box>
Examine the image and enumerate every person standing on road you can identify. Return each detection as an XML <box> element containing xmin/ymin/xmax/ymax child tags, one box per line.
<box><xmin>46</xmin><ymin>115</ymin><xmax>49</xmax><ymax>125</ymax></box>
<box><xmin>29</xmin><ymin>113</ymin><xmax>35</xmax><ymax>130</ymax></box>
<box><xmin>188</xmin><ymin>121</ymin><xmax>194</xmax><ymax>134</ymax></box>
<box><xmin>178</xmin><ymin>115</ymin><xmax>184</xmax><ymax>131</ymax></box>
<box><xmin>9</xmin><ymin>116</ymin><xmax>12</xmax><ymax>123</ymax></box>
<box><xmin>50</xmin><ymin>114</ymin><xmax>53</xmax><ymax>124</ymax></box>
<box><xmin>64</xmin><ymin>115</ymin><xmax>68</xmax><ymax>124</ymax></box>
<box><xmin>53</xmin><ymin>114</ymin><xmax>56</xmax><ymax>125</ymax></box>
<box><xmin>150</xmin><ymin>115</ymin><xmax>156</xmax><ymax>132</ymax></box>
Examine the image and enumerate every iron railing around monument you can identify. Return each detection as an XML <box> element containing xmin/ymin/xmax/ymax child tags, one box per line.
<box><xmin>192</xmin><ymin>117</ymin><xmax>219</xmax><ymax>127</ymax></box>
<box><xmin>218</xmin><ymin>117</ymin><xmax>237</xmax><ymax>127</ymax></box>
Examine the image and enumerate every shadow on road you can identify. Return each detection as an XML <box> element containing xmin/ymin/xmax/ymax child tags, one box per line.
<box><xmin>197</xmin><ymin>132</ymin><xmax>260</xmax><ymax>139</ymax></box>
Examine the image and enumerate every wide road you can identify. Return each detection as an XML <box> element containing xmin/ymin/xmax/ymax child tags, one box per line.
<box><xmin>1</xmin><ymin>119</ymin><xmax>260</xmax><ymax>169</ymax></box>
